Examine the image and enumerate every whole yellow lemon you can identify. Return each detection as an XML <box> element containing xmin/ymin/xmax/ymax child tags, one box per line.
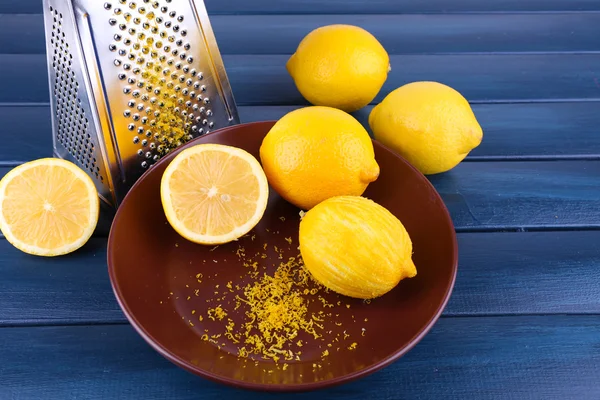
<box><xmin>299</xmin><ymin>196</ymin><xmax>417</xmax><ymax>299</ymax></box>
<box><xmin>259</xmin><ymin>106</ymin><xmax>380</xmax><ymax>210</ymax></box>
<box><xmin>369</xmin><ymin>81</ymin><xmax>483</xmax><ymax>175</ymax></box>
<box><xmin>286</xmin><ymin>24</ymin><xmax>390</xmax><ymax>112</ymax></box>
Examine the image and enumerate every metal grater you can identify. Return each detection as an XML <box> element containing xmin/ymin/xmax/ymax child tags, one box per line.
<box><xmin>42</xmin><ymin>0</ymin><xmax>240</xmax><ymax>207</ymax></box>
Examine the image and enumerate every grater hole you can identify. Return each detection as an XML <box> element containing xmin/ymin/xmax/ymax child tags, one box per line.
<box><xmin>50</xmin><ymin>7</ymin><xmax>101</xmax><ymax>182</ymax></box>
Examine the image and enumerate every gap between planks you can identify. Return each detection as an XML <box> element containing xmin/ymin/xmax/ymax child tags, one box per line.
<box><xmin>6</xmin><ymin>11</ymin><xmax>600</xmax><ymax>16</ymax></box>
<box><xmin>5</xmin><ymin>154</ymin><xmax>600</xmax><ymax>169</ymax></box>
<box><xmin>3</xmin><ymin>225</ymin><xmax>600</xmax><ymax>241</ymax></box>
<box><xmin>2</xmin><ymin>99</ymin><xmax>600</xmax><ymax>108</ymax></box>
<box><xmin>0</xmin><ymin>312</ymin><xmax>598</xmax><ymax>329</ymax></box>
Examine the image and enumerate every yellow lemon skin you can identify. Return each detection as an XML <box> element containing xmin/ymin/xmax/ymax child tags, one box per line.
<box><xmin>286</xmin><ymin>24</ymin><xmax>390</xmax><ymax>113</ymax></box>
<box><xmin>259</xmin><ymin>106</ymin><xmax>380</xmax><ymax>210</ymax></box>
<box><xmin>369</xmin><ymin>81</ymin><xmax>483</xmax><ymax>175</ymax></box>
<box><xmin>299</xmin><ymin>196</ymin><xmax>416</xmax><ymax>299</ymax></box>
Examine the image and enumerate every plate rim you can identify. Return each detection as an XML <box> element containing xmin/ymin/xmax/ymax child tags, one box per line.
<box><xmin>107</xmin><ymin>120</ymin><xmax>459</xmax><ymax>392</ymax></box>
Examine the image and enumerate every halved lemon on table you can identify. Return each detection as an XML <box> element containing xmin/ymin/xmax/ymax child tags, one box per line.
<box><xmin>160</xmin><ymin>143</ymin><xmax>270</xmax><ymax>245</ymax></box>
<box><xmin>0</xmin><ymin>158</ymin><xmax>99</xmax><ymax>257</ymax></box>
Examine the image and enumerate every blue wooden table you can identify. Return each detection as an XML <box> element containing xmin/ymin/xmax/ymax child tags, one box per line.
<box><xmin>2</xmin><ymin>1</ymin><xmax>600</xmax><ymax>398</ymax></box>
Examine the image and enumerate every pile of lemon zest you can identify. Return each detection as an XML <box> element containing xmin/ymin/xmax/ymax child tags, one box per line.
<box><xmin>189</xmin><ymin>248</ymin><xmax>363</xmax><ymax>362</ymax></box>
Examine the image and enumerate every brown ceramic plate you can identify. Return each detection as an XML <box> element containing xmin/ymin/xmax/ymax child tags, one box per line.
<box><xmin>107</xmin><ymin>121</ymin><xmax>458</xmax><ymax>392</ymax></box>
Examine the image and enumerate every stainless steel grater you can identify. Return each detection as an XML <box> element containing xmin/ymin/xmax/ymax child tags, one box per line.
<box><xmin>42</xmin><ymin>0</ymin><xmax>240</xmax><ymax>207</ymax></box>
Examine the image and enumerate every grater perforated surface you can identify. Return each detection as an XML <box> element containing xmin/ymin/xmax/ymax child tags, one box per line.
<box><xmin>49</xmin><ymin>7</ymin><xmax>102</xmax><ymax>182</ymax></box>
<box><xmin>105</xmin><ymin>0</ymin><xmax>216</xmax><ymax>168</ymax></box>
<box><xmin>43</xmin><ymin>0</ymin><xmax>239</xmax><ymax>207</ymax></box>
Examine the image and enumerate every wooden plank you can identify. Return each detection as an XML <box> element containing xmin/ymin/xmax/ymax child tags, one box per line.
<box><xmin>1</xmin><ymin>316</ymin><xmax>599</xmax><ymax>399</ymax></box>
<box><xmin>0</xmin><ymin>14</ymin><xmax>44</xmax><ymax>54</ymax></box>
<box><xmin>1</xmin><ymin>161</ymin><xmax>599</xmax><ymax>232</ymax></box>
<box><xmin>449</xmin><ymin>231</ymin><xmax>600</xmax><ymax>315</ymax></box>
<box><xmin>224</xmin><ymin>54</ymin><xmax>600</xmax><ymax>104</ymax></box>
<box><xmin>430</xmin><ymin>161</ymin><xmax>600</xmax><ymax>230</ymax></box>
<box><xmin>0</xmin><ymin>105</ymin><xmax>54</xmax><ymax>164</ymax></box>
<box><xmin>4</xmin><ymin>0</ymin><xmax>600</xmax><ymax>14</ymax></box>
<box><xmin>5</xmin><ymin>13</ymin><xmax>600</xmax><ymax>55</ymax></box>
<box><xmin>1</xmin><ymin>231</ymin><xmax>599</xmax><ymax>325</ymax></box>
<box><xmin>207</xmin><ymin>0</ymin><xmax>600</xmax><ymax>14</ymax></box>
<box><xmin>240</xmin><ymin>103</ymin><xmax>600</xmax><ymax>160</ymax></box>
<box><xmin>3</xmin><ymin>54</ymin><xmax>600</xmax><ymax>104</ymax></box>
<box><xmin>3</xmin><ymin>102</ymin><xmax>600</xmax><ymax>163</ymax></box>
<box><xmin>0</xmin><ymin>239</ymin><xmax>124</xmax><ymax>324</ymax></box>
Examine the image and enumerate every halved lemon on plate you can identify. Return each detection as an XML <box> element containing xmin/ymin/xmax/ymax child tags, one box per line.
<box><xmin>0</xmin><ymin>158</ymin><xmax>99</xmax><ymax>257</ymax></box>
<box><xmin>160</xmin><ymin>143</ymin><xmax>269</xmax><ymax>245</ymax></box>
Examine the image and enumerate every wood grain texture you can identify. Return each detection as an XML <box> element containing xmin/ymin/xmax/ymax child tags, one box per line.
<box><xmin>1</xmin><ymin>231</ymin><xmax>599</xmax><ymax>325</ymax></box>
<box><xmin>0</xmin><ymin>239</ymin><xmax>123</xmax><ymax>324</ymax></box>
<box><xmin>429</xmin><ymin>161</ymin><xmax>600</xmax><ymax>230</ymax></box>
<box><xmin>4</xmin><ymin>13</ymin><xmax>600</xmax><ymax>54</ymax></box>
<box><xmin>244</xmin><ymin>103</ymin><xmax>600</xmax><ymax>160</ymax></box>
<box><xmin>1</xmin><ymin>161</ymin><xmax>598</xmax><ymax>233</ymax></box>
<box><xmin>1</xmin><ymin>316</ymin><xmax>599</xmax><ymax>399</ymax></box>
<box><xmin>0</xmin><ymin>105</ymin><xmax>54</xmax><ymax>164</ymax></box>
<box><xmin>2</xmin><ymin>102</ymin><xmax>600</xmax><ymax>163</ymax></box>
<box><xmin>4</xmin><ymin>0</ymin><xmax>600</xmax><ymax>14</ymax></box>
<box><xmin>3</xmin><ymin>54</ymin><xmax>600</xmax><ymax>104</ymax></box>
